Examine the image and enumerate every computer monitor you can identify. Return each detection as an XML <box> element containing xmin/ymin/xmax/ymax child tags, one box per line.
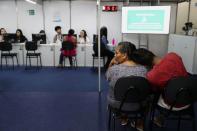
<box><xmin>32</xmin><ymin>34</ymin><xmax>46</xmax><ymax>44</ymax></box>
<box><xmin>4</xmin><ymin>33</ymin><xmax>16</xmax><ymax>43</ymax></box>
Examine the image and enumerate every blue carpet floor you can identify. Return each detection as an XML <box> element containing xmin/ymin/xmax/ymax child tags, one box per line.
<box><xmin>0</xmin><ymin>67</ymin><xmax>107</xmax><ymax>92</ymax></box>
<box><xmin>0</xmin><ymin>67</ymin><xmax>196</xmax><ymax>131</ymax></box>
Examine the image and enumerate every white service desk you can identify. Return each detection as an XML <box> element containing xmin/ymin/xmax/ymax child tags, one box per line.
<box><xmin>0</xmin><ymin>43</ymin><xmax>115</xmax><ymax>67</ymax></box>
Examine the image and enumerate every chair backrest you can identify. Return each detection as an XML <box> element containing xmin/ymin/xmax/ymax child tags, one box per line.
<box><xmin>164</xmin><ymin>76</ymin><xmax>197</xmax><ymax>105</ymax></box>
<box><xmin>93</xmin><ymin>34</ymin><xmax>98</xmax><ymax>44</ymax></box>
<box><xmin>114</xmin><ymin>76</ymin><xmax>150</xmax><ymax>103</ymax></box>
<box><xmin>25</xmin><ymin>41</ymin><xmax>38</xmax><ymax>51</ymax></box>
<box><xmin>0</xmin><ymin>42</ymin><xmax>12</xmax><ymax>51</ymax></box>
<box><xmin>63</xmin><ymin>34</ymin><xmax>77</xmax><ymax>40</ymax></box>
<box><xmin>61</xmin><ymin>41</ymin><xmax>74</xmax><ymax>51</ymax></box>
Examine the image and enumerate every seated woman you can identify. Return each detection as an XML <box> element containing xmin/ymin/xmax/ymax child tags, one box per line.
<box><xmin>14</xmin><ymin>29</ymin><xmax>27</xmax><ymax>43</ymax></box>
<box><xmin>93</xmin><ymin>26</ymin><xmax>114</xmax><ymax>69</ymax></box>
<box><xmin>58</xmin><ymin>29</ymin><xmax>77</xmax><ymax>67</ymax></box>
<box><xmin>106</xmin><ymin>41</ymin><xmax>147</xmax><ymax>125</ymax></box>
<box><xmin>0</xmin><ymin>28</ymin><xmax>7</xmax><ymax>42</ymax></box>
<box><xmin>78</xmin><ymin>30</ymin><xmax>90</xmax><ymax>44</ymax></box>
<box><xmin>132</xmin><ymin>48</ymin><xmax>189</xmax><ymax>128</ymax></box>
<box><xmin>39</xmin><ymin>30</ymin><xmax>47</xmax><ymax>44</ymax></box>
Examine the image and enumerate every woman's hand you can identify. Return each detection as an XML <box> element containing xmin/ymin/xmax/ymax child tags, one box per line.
<box><xmin>108</xmin><ymin>57</ymin><xmax>118</xmax><ymax>68</ymax></box>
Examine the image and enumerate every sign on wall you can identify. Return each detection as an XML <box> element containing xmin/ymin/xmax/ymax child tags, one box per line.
<box><xmin>28</xmin><ymin>9</ymin><xmax>35</xmax><ymax>16</ymax></box>
<box><xmin>53</xmin><ymin>12</ymin><xmax>61</xmax><ymax>22</ymax></box>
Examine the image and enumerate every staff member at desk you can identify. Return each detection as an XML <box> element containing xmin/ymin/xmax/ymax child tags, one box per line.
<box><xmin>53</xmin><ymin>26</ymin><xmax>63</xmax><ymax>43</ymax></box>
<box><xmin>14</xmin><ymin>29</ymin><xmax>27</xmax><ymax>43</ymax></box>
<box><xmin>78</xmin><ymin>30</ymin><xmax>90</xmax><ymax>44</ymax></box>
<box><xmin>0</xmin><ymin>28</ymin><xmax>7</xmax><ymax>42</ymax></box>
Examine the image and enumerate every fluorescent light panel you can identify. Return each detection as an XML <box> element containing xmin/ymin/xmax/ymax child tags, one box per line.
<box><xmin>25</xmin><ymin>0</ymin><xmax>37</xmax><ymax>4</ymax></box>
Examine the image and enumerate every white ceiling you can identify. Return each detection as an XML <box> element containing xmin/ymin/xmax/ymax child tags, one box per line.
<box><xmin>0</xmin><ymin>0</ymin><xmax>181</xmax><ymax>2</ymax></box>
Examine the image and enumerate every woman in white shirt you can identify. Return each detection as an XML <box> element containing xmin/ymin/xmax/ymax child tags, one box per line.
<box><xmin>78</xmin><ymin>30</ymin><xmax>90</xmax><ymax>44</ymax></box>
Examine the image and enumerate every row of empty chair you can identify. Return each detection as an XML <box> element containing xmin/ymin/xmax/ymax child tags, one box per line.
<box><xmin>0</xmin><ymin>41</ymin><xmax>42</xmax><ymax>69</ymax></box>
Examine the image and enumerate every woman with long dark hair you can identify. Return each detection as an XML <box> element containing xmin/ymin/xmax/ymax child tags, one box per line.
<box><xmin>93</xmin><ymin>26</ymin><xmax>114</xmax><ymax>69</ymax></box>
<box><xmin>78</xmin><ymin>30</ymin><xmax>90</xmax><ymax>44</ymax></box>
<box><xmin>14</xmin><ymin>29</ymin><xmax>27</xmax><ymax>43</ymax></box>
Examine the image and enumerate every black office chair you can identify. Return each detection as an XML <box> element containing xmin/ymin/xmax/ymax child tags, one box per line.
<box><xmin>150</xmin><ymin>76</ymin><xmax>197</xmax><ymax>131</ymax></box>
<box><xmin>25</xmin><ymin>41</ymin><xmax>42</xmax><ymax>69</ymax></box>
<box><xmin>92</xmin><ymin>53</ymin><xmax>106</xmax><ymax>68</ymax></box>
<box><xmin>61</xmin><ymin>41</ymin><xmax>77</xmax><ymax>67</ymax></box>
<box><xmin>0</xmin><ymin>42</ymin><xmax>19</xmax><ymax>69</ymax></box>
<box><xmin>108</xmin><ymin>76</ymin><xmax>150</xmax><ymax>131</ymax></box>
<box><xmin>92</xmin><ymin>40</ymin><xmax>106</xmax><ymax>68</ymax></box>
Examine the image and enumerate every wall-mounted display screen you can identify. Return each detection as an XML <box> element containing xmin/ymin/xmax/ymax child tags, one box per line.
<box><xmin>122</xmin><ymin>6</ymin><xmax>171</xmax><ymax>34</ymax></box>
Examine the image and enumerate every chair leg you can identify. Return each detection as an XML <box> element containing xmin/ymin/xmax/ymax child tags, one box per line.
<box><xmin>25</xmin><ymin>56</ymin><xmax>28</xmax><ymax>69</ymax></box>
<box><xmin>113</xmin><ymin>114</ymin><xmax>115</xmax><ymax>131</ymax></box>
<box><xmin>63</xmin><ymin>57</ymin><xmax>65</xmax><ymax>67</ymax></box>
<box><xmin>143</xmin><ymin>115</ymin><xmax>146</xmax><ymax>131</ymax></box>
<box><xmin>73</xmin><ymin>57</ymin><xmax>75</xmax><ymax>67</ymax></box>
<box><xmin>5</xmin><ymin>57</ymin><xmax>8</xmax><ymax>67</ymax></box>
<box><xmin>108</xmin><ymin>108</ymin><xmax>112</xmax><ymax>131</ymax></box>
<box><xmin>36</xmin><ymin>56</ymin><xmax>39</xmax><ymax>69</ymax></box>
<box><xmin>29</xmin><ymin>56</ymin><xmax>31</xmax><ymax>67</ymax></box>
<box><xmin>103</xmin><ymin>57</ymin><xmax>105</xmax><ymax>67</ymax></box>
<box><xmin>135</xmin><ymin>114</ymin><xmax>138</xmax><ymax>129</ymax></box>
<box><xmin>16</xmin><ymin>55</ymin><xmax>19</xmax><ymax>67</ymax></box>
<box><xmin>93</xmin><ymin>57</ymin><xmax>95</xmax><ymax>68</ymax></box>
<box><xmin>75</xmin><ymin>56</ymin><xmax>77</xmax><ymax>67</ymax></box>
<box><xmin>150</xmin><ymin>108</ymin><xmax>156</xmax><ymax>131</ymax></box>
<box><xmin>177</xmin><ymin>114</ymin><xmax>181</xmax><ymax>131</ymax></box>
<box><xmin>39</xmin><ymin>55</ymin><xmax>42</xmax><ymax>68</ymax></box>
<box><xmin>190</xmin><ymin>106</ymin><xmax>196</xmax><ymax>131</ymax></box>
<box><xmin>192</xmin><ymin>117</ymin><xmax>196</xmax><ymax>131</ymax></box>
<box><xmin>12</xmin><ymin>57</ymin><xmax>14</xmax><ymax>70</ymax></box>
<box><xmin>1</xmin><ymin>55</ymin><xmax>2</xmax><ymax>70</ymax></box>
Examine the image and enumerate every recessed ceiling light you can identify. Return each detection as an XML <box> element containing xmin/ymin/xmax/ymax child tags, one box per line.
<box><xmin>25</xmin><ymin>0</ymin><xmax>37</xmax><ymax>5</ymax></box>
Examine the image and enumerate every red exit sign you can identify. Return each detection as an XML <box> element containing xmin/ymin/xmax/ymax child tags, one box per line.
<box><xmin>102</xmin><ymin>5</ymin><xmax>118</xmax><ymax>12</ymax></box>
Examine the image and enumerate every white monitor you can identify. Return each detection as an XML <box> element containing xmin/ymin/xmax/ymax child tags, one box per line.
<box><xmin>122</xmin><ymin>6</ymin><xmax>171</xmax><ymax>34</ymax></box>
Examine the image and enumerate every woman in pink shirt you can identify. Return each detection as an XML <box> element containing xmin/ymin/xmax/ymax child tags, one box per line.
<box><xmin>131</xmin><ymin>48</ymin><xmax>188</xmax><ymax>129</ymax></box>
<box><xmin>58</xmin><ymin>29</ymin><xmax>77</xmax><ymax>67</ymax></box>
<box><xmin>132</xmin><ymin>48</ymin><xmax>188</xmax><ymax>91</ymax></box>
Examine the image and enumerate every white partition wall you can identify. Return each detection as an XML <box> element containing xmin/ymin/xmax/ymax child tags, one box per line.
<box><xmin>43</xmin><ymin>0</ymin><xmax>70</xmax><ymax>43</ymax></box>
<box><xmin>189</xmin><ymin>0</ymin><xmax>197</xmax><ymax>29</ymax></box>
<box><xmin>176</xmin><ymin>2</ymin><xmax>189</xmax><ymax>34</ymax></box>
<box><xmin>71</xmin><ymin>1</ymin><xmax>97</xmax><ymax>44</ymax></box>
<box><xmin>168</xmin><ymin>34</ymin><xmax>197</xmax><ymax>74</ymax></box>
<box><xmin>17</xmin><ymin>0</ymin><xmax>44</xmax><ymax>40</ymax></box>
<box><xmin>0</xmin><ymin>1</ymin><xmax>17</xmax><ymax>33</ymax></box>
